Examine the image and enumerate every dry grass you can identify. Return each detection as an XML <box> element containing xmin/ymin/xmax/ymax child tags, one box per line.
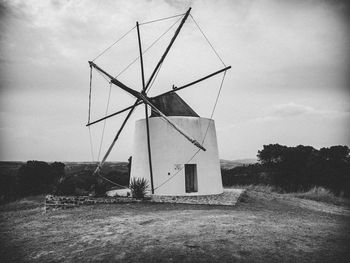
<box><xmin>227</xmin><ymin>185</ymin><xmax>349</xmax><ymax>206</ymax></box>
<box><xmin>1</xmin><ymin>190</ymin><xmax>350</xmax><ymax>263</ymax></box>
<box><xmin>289</xmin><ymin>186</ymin><xmax>349</xmax><ymax>206</ymax></box>
<box><xmin>226</xmin><ymin>184</ymin><xmax>282</xmax><ymax>193</ymax></box>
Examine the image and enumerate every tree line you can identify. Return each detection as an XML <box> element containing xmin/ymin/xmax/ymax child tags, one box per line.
<box><xmin>222</xmin><ymin>144</ymin><xmax>350</xmax><ymax>196</ymax></box>
<box><xmin>0</xmin><ymin>161</ymin><xmax>130</xmax><ymax>203</ymax></box>
<box><xmin>1</xmin><ymin>144</ymin><xmax>349</xmax><ymax>203</ymax></box>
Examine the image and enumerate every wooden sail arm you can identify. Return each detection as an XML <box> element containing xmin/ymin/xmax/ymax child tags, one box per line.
<box><xmin>87</xmin><ymin>66</ymin><xmax>231</xmax><ymax>126</ymax></box>
<box><xmin>87</xmin><ymin>96</ymin><xmax>205</xmax><ymax>151</ymax></box>
<box><xmin>90</xmin><ymin>7</ymin><xmax>212</xmax><ymax>175</ymax></box>
<box><xmin>138</xmin><ymin>93</ymin><xmax>206</xmax><ymax>151</ymax></box>
<box><xmin>137</xmin><ymin>20</ymin><xmax>155</xmax><ymax>194</ymax></box>
<box><xmin>144</xmin><ymin>7</ymin><xmax>191</xmax><ymax>91</ymax></box>
<box><xmin>86</xmin><ymin>102</ymin><xmax>142</xmax><ymax>127</ymax></box>
<box><xmin>89</xmin><ymin>61</ymin><xmax>141</xmax><ymax>98</ymax></box>
<box><xmin>172</xmin><ymin>66</ymin><xmax>231</xmax><ymax>92</ymax></box>
<box><xmin>87</xmin><ymin>7</ymin><xmax>193</xmax><ymax>127</ymax></box>
<box><xmin>88</xmin><ymin>61</ymin><xmax>206</xmax><ymax>151</ymax></box>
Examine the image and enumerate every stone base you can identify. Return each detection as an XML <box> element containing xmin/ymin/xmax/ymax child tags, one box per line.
<box><xmin>150</xmin><ymin>189</ymin><xmax>245</xmax><ymax>206</ymax></box>
<box><xmin>45</xmin><ymin>189</ymin><xmax>245</xmax><ymax>210</ymax></box>
<box><xmin>45</xmin><ymin>195</ymin><xmax>138</xmax><ymax>210</ymax></box>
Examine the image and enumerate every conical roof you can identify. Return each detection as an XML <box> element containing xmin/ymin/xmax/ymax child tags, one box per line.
<box><xmin>150</xmin><ymin>92</ymin><xmax>199</xmax><ymax>117</ymax></box>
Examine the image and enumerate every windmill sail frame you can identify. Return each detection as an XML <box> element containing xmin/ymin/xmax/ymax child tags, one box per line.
<box><xmin>87</xmin><ymin>7</ymin><xmax>231</xmax><ymax>195</ymax></box>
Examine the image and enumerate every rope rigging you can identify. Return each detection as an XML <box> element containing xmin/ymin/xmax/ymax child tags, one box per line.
<box><xmin>92</xmin><ymin>25</ymin><xmax>136</xmax><ymax>62</ymax></box>
<box><xmin>98</xmin><ymin>173</ymin><xmax>129</xmax><ymax>189</ymax></box>
<box><xmin>87</xmin><ymin>10</ymin><xmax>229</xmax><ymax>191</ymax></box>
<box><xmin>190</xmin><ymin>14</ymin><xmax>226</xmax><ymax>67</ymax></box>
<box><xmin>87</xmin><ymin>14</ymin><xmax>182</xmax><ymax>165</ymax></box>
<box><xmin>97</xmin><ymin>83</ymin><xmax>113</xmax><ymax>162</ymax></box>
<box><xmin>139</xmin><ymin>13</ymin><xmax>185</xmax><ymax>26</ymax></box>
<box><xmin>202</xmin><ymin>71</ymin><xmax>227</xmax><ymax>139</ymax></box>
<box><xmin>88</xmin><ymin>127</ymin><xmax>95</xmax><ymax>162</ymax></box>
<box><xmin>88</xmin><ymin>65</ymin><xmax>93</xmax><ymax>124</ymax></box>
<box><xmin>114</xmin><ymin>15</ymin><xmax>183</xmax><ymax>78</ymax></box>
<box><xmin>87</xmin><ymin>13</ymin><xmax>183</xmax><ymax>186</ymax></box>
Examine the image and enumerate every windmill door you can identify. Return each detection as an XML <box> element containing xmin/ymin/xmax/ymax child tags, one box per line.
<box><xmin>185</xmin><ymin>164</ymin><xmax>197</xmax><ymax>193</ymax></box>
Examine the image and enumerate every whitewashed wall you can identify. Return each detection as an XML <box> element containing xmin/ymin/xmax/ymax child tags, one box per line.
<box><xmin>130</xmin><ymin>117</ymin><xmax>223</xmax><ymax>196</ymax></box>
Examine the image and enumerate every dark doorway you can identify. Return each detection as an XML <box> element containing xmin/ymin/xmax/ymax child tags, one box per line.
<box><xmin>185</xmin><ymin>164</ymin><xmax>197</xmax><ymax>193</ymax></box>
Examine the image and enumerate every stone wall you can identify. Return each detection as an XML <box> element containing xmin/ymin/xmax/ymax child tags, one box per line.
<box><xmin>45</xmin><ymin>195</ymin><xmax>138</xmax><ymax>210</ymax></box>
<box><xmin>150</xmin><ymin>189</ymin><xmax>245</xmax><ymax>206</ymax></box>
<box><xmin>45</xmin><ymin>189</ymin><xmax>245</xmax><ymax>210</ymax></box>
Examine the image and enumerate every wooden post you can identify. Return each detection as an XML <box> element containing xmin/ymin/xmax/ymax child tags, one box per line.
<box><xmin>137</xmin><ymin>22</ymin><xmax>155</xmax><ymax>194</ymax></box>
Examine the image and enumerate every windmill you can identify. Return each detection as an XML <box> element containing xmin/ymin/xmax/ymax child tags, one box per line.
<box><xmin>87</xmin><ymin>8</ymin><xmax>231</xmax><ymax>195</ymax></box>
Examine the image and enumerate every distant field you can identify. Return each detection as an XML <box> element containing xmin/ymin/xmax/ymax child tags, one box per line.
<box><xmin>0</xmin><ymin>161</ymin><xmax>129</xmax><ymax>176</ymax></box>
<box><xmin>0</xmin><ymin>159</ymin><xmax>251</xmax><ymax>175</ymax></box>
<box><xmin>64</xmin><ymin>162</ymin><xmax>129</xmax><ymax>175</ymax></box>
<box><xmin>220</xmin><ymin>159</ymin><xmax>257</xmax><ymax>170</ymax></box>
<box><xmin>0</xmin><ymin>189</ymin><xmax>349</xmax><ymax>263</ymax></box>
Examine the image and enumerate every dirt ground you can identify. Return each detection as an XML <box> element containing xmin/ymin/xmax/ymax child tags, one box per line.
<box><xmin>0</xmin><ymin>190</ymin><xmax>349</xmax><ymax>263</ymax></box>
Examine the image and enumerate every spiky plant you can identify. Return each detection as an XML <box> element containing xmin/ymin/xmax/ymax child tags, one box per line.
<box><xmin>129</xmin><ymin>178</ymin><xmax>149</xmax><ymax>199</ymax></box>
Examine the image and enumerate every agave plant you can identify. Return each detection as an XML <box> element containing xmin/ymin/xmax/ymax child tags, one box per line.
<box><xmin>129</xmin><ymin>178</ymin><xmax>149</xmax><ymax>199</ymax></box>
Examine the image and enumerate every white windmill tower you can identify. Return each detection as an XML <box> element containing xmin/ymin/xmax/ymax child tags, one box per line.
<box><xmin>87</xmin><ymin>8</ymin><xmax>231</xmax><ymax>196</ymax></box>
<box><xmin>130</xmin><ymin>92</ymin><xmax>223</xmax><ymax>196</ymax></box>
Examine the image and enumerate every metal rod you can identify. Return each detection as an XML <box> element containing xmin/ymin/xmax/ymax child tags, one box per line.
<box><xmin>137</xmin><ymin>23</ymin><xmax>147</xmax><ymax>94</ymax></box>
<box><xmin>144</xmin><ymin>7</ymin><xmax>191</xmax><ymax>91</ymax></box>
<box><xmin>144</xmin><ymin>105</ymin><xmax>154</xmax><ymax>193</ymax></box>
<box><xmin>137</xmin><ymin>21</ymin><xmax>155</xmax><ymax>194</ymax></box>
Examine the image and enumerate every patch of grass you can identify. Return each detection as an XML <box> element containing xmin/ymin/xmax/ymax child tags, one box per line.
<box><xmin>0</xmin><ymin>195</ymin><xmax>44</xmax><ymax>212</ymax></box>
<box><xmin>291</xmin><ymin>186</ymin><xmax>349</xmax><ymax>206</ymax></box>
<box><xmin>226</xmin><ymin>184</ymin><xmax>282</xmax><ymax>193</ymax></box>
<box><xmin>226</xmin><ymin>184</ymin><xmax>350</xmax><ymax>206</ymax></box>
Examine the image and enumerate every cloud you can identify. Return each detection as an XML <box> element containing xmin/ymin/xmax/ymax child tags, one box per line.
<box><xmin>270</xmin><ymin>103</ymin><xmax>316</xmax><ymax>117</ymax></box>
<box><xmin>1</xmin><ymin>0</ymin><xmax>349</xmax><ymax>161</ymax></box>
<box><xmin>252</xmin><ymin>103</ymin><xmax>350</xmax><ymax>123</ymax></box>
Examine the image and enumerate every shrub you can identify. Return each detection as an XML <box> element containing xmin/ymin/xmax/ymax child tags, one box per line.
<box><xmin>129</xmin><ymin>178</ymin><xmax>149</xmax><ymax>199</ymax></box>
<box><xmin>56</xmin><ymin>170</ymin><xmax>96</xmax><ymax>196</ymax></box>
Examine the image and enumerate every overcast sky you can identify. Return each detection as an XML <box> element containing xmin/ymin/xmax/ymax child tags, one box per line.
<box><xmin>0</xmin><ymin>0</ymin><xmax>349</xmax><ymax>162</ymax></box>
